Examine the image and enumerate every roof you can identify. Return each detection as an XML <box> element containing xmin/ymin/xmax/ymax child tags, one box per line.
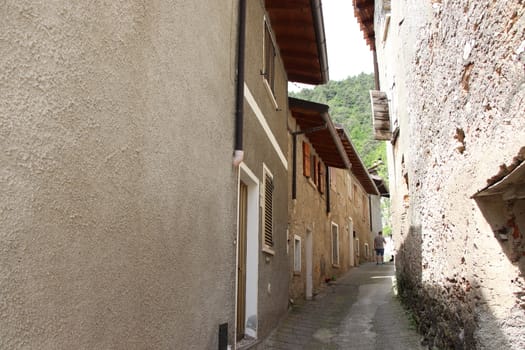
<box><xmin>337</xmin><ymin>127</ymin><xmax>380</xmax><ymax>195</ymax></box>
<box><xmin>289</xmin><ymin>97</ymin><xmax>380</xmax><ymax>196</ymax></box>
<box><xmin>371</xmin><ymin>175</ymin><xmax>390</xmax><ymax>197</ymax></box>
<box><xmin>353</xmin><ymin>0</ymin><xmax>375</xmax><ymax>50</ymax></box>
<box><xmin>473</xmin><ymin>160</ymin><xmax>525</xmax><ymax>199</ymax></box>
<box><xmin>289</xmin><ymin>98</ymin><xmax>351</xmax><ymax>169</ymax></box>
<box><xmin>265</xmin><ymin>0</ymin><xmax>329</xmax><ymax>84</ymax></box>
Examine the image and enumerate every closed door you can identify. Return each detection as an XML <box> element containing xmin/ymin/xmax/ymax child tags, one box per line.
<box><xmin>306</xmin><ymin>230</ymin><xmax>313</xmax><ymax>300</ymax></box>
<box><xmin>236</xmin><ymin>182</ymin><xmax>248</xmax><ymax>340</ymax></box>
<box><xmin>348</xmin><ymin>219</ymin><xmax>354</xmax><ymax>268</ymax></box>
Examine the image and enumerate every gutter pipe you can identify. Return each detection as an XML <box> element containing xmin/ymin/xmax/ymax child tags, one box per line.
<box><xmin>310</xmin><ymin>0</ymin><xmax>329</xmax><ymax>83</ymax></box>
<box><xmin>233</xmin><ymin>0</ymin><xmax>246</xmax><ymax>166</ymax></box>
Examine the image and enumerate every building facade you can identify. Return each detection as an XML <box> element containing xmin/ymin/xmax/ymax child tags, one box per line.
<box><xmin>355</xmin><ymin>0</ymin><xmax>525</xmax><ymax>348</ymax></box>
<box><xmin>1</xmin><ymin>1</ymin><xmax>330</xmax><ymax>349</ymax></box>
<box><xmin>1</xmin><ymin>1</ymin><xmax>239</xmax><ymax>349</ymax></box>
<box><xmin>287</xmin><ymin>98</ymin><xmax>379</xmax><ymax>302</ymax></box>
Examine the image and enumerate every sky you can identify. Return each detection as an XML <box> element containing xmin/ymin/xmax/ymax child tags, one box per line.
<box><xmin>289</xmin><ymin>0</ymin><xmax>374</xmax><ymax>91</ymax></box>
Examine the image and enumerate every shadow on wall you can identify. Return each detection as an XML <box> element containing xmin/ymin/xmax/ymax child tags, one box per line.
<box><xmin>395</xmin><ymin>225</ymin><xmax>512</xmax><ymax>349</ymax></box>
<box><xmin>473</xmin><ymin>153</ymin><xmax>525</xmax><ymax>306</ymax></box>
<box><xmin>474</xmin><ymin>196</ymin><xmax>525</xmax><ymax>276</ymax></box>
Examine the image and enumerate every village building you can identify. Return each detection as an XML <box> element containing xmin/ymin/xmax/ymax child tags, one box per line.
<box><xmin>355</xmin><ymin>0</ymin><xmax>525</xmax><ymax>348</ymax></box>
<box><xmin>1</xmin><ymin>1</ymin><xmax>331</xmax><ymax>349</ymax></box>
<box><xmin>287</xmin><ymin>98</ymin><xmax>379</xmax><ymax>302</ymax></box>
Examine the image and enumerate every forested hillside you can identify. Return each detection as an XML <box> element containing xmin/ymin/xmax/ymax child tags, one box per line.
<box><xmin>290</xmin><ymin>73</ymin><xmax>387</xmax><ymax>180</ymax></box>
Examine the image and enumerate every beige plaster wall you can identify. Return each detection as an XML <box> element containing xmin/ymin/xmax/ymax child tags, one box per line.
<box><xmin>1</xmin><ymin>1</ymin><xmax>238</xmax><ymax>349</ymax></box>
<box><xmin>376</xmin><ymin>0</ymin><xmax>525</xmax><ymax>348</ymax></box>
<box><xmin>242</xmin><ymin>0</ymin><xmax>291</xmax><ymax>340</ymax></box>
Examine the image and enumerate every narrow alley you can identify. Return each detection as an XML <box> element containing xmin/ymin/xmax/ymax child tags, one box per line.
<box><xmin>261</xmin><ymin>263</ymin><xmax>423</xmax><ymax>350</ymax></box>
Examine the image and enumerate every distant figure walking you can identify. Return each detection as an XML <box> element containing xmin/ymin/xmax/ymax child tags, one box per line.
<box><xmin>374</xmin><ymin>231</ymin><xmax>387</xmax><ymax>265</ymax></box>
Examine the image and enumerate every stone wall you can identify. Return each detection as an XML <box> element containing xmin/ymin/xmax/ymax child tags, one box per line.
<box><xmin>287</xmin><ymin>124</ymin><xmax>374</xmax><ymax>301</ymax></box>
<box><xmin>376</xmin><ymin>0</ymin><xmax>525</xmax><ymax>348</ymax></box>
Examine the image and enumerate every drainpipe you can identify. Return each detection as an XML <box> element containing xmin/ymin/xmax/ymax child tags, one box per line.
<box><xmin>292</xmin><ymin>134</ymin><xmax>298</xmax><ymax>199</ymax></box>
<box><xmin>326</xmin><ymin>164</ymin><xmax>330</xmax><ymax>213</ymax></box>
<box><xmin>373</xmin><ymin>49</ymin><xmax>380</xmax><ymax>90</ymax></box>
<box><xmin>369</xmin><ymin>195</ymin><xmax>373</xmax><ymax>231</ymax></box>
<box><xmin>233</xmin><ymin>0</ymin><xmax>246</xmax><ymax>167</ymax></box>
<box><xmin>291</xmin><ymin>125</ymin><xmax>328</xmax><ymax>200</ymax></box>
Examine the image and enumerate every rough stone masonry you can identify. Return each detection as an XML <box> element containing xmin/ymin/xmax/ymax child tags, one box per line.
<box><xmin>378</xmin><ymin>1</ymin><xmax>525</xmax><ymax>349</ymax></box>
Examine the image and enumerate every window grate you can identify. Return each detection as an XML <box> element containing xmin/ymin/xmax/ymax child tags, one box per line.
<box><xmin>332</xmin><ymin>223</ymin><xmax>339</xmax><ymax>265</ymax></box>
<box><xmin>264</xmin><ymin>172</ymin><xmax>274</xmax><ymax>247</ymax></box>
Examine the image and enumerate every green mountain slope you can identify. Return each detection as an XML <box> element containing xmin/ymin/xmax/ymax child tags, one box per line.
<box><xmin>290</xmin><ymin>73</ymin><xmax>387</xmax><ymax>180</ymax></box>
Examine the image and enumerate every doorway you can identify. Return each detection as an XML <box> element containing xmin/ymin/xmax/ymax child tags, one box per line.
<box><xmin>348</xmin><ymin>218</ymin><xmax>354</xmax><ymax>268</ymax></box>
<box><xmin>236</xmin><ymin>181</ymin><xmax>248</xmax><ymax>340</ymax></box>
<box><xmin>237</xmin><ymin>164</ymin><xmax>259</xmax><ymax>340</ymax></box>
<box><xmin>305</xmin><ymin>230</ymin><xmax>313</xmax><ymax>300</ymax></box>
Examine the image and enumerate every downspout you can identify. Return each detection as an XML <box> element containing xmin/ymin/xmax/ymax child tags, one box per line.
<box><xmin>326</xmin><ymin>164</ymin><xmax>330</xmax><ymax>214</ymax></box>
<box><xmin>311</xmin><ymin>0</ymin><xmax>329</xmax><ymax>83</ymax></box>
<box><xmin>292</xmin><ymin>134</ymin><xmax>297</xmax><ymax>199</ymax></box>
<box><xmin>291</xmin><ymin>125</ymin><xmax>328</xmax><ymax>200</ymax></box>
<box><xmin>369</xmin><ymin>195</ymin><xmax>373</xmax><ymax>231</ymax></box>
<box><xmin>372</xmin><ymin>48</ymin><xmax>380</xmax><ymax>90</ymax></box>
<box><xmin>233</xmin><ymin>0</ymin><xmax>247</xmax><ymax>167</ymax></box>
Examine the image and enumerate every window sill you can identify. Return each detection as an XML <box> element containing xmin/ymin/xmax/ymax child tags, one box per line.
<box><xmin>293</xmin><ymin>271</ymin><xmax>301</xmax><ymax>276</ymax></box>
<box><xmin>262</xmin><ymin>246</ymin><xmax>275</xmax><ymax>256</ymax></box>
<box><xmin>332</xmin><ymin>264</ymin><xmax>340</xmax><ymax>269</ymax></box>
<box><xmin>262</xmin><ymin>78</ymin><xmax>279</xmax><ymax>110</ymax></box>
<box><xmin>307</xmin><ymin>178</ymin><xmax>324</xmax><ymax>195</ymax></box>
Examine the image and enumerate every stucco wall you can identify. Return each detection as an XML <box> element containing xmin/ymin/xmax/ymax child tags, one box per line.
<box><xmin>376</xmin><ymin>0</ymin><xmax>525</xmax><ymax>348</ymax></box>
<box><xmin>0</xmin><ymin>1</ymin><xmax>238</xmax><ymax>349</ymax></box>
<box><xmin>242</xmin><ymin>0</ymin><xmax>291</xmax><ymax>340</ymax></box>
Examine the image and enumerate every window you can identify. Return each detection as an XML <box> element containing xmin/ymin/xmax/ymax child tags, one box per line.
<box><xmin>347</xmin><ymin>174</ymin><xmax>353</xmax><ymax>200</ymax></box>
<box><xmin>317</xmin><ymin>161</ymin><xmax>324</xmax><ymax>194</ymax></box>
<box><xmin>311</xmin><ymin>155</ymin><xmax>317</xmax><ymax>184</ymax></box>
<box><xmin>293</xmin><ymin>235</ymin><xmax>301</xmax><ymax>272</ymax></box>
<box><xmin>331</xmin><ymin>223</ymin><xmax>339</xmax><ymax>266</ymax></box>
<box><xmin>262</xmin><ymin>166</ymin><xmax>274</xmax><ymax>253</ymax></box>
<box><xmin>263</xmin><ymin>21</ymin><xmax>277</xmax><ymax>96</ymax></box>
<box><xmin>302</xmin><ymin>141</ymin><xmax>325</xmax><ymax>194</ymax></box>
<box><xmin>362</xmin><ymin>194</ymin><xmax>367</xmax><ymax>222</ymax></box>
<box><xmin>364</xmin><ymin>243</ymin><xmax>369</xmax><ymax>258</ymax></box>
<box><xmin>330</xmin><ymin>167</ymin><xmax>337</xmax><ymax>189</ymax></box>
<box><xmin>303</xmin><ymin>141</ymin><xmax>311</xmax><ymax>178</ymax></box>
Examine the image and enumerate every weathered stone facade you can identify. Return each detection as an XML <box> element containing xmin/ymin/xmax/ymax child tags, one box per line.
<box><xmin>287</xmin><ymin>103</ymin><xmax>376</xmax><ymax>302</ymax></box>
<box><xmin>369</xmin><ymin>0</ymin><xmax>525</xmax><ymax>348</ymax></box>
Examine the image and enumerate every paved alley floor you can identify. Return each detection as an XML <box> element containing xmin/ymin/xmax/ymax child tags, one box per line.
<box><xmin>261</xmin><ymin>262</ymin><xmax>425</xmax><ymax>350</ymax></box>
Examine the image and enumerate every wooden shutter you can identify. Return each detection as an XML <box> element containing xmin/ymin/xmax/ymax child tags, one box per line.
<box><xmin>370</xmin><ymin>90</ymin><xmax>392</xmax><ymax>140</ymax></box>
<box><xmin>303</xmin><ymin>141</ymin><xmax>311</xmax><ymax>177</ymax></box>
<box><xmin>318</xmin><ymin>162</ymin><xmax>324</xmax><ymax>194</ymax></box>
<box><xmin>264</xmin><ymin>24</ymin><xmax>276</xmax><ymax>94</ymax></box>
<box><xmin>264</xmin><ymin>172</ymin><xmax>274</xmax><ymax>247</ymax></box>
<box><xmin>332</xmin><ymin>224</ymin><xmax>339</xmax><ymax>265</ymax></box>
<box><xmin>312</xmin><ymin>155</ymin><xmax>318</xmax><ymax>185</ymax></box>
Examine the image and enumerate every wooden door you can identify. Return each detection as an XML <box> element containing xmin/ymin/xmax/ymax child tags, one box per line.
<box><xmin>306</xmin><ymin>230</ymin><xmax>313</xmax><ymax>300</ymax></box>
<box><xmin>236</xmin><ymin>182</ymin><xmax>248</xmax><ymax>340</ymax></box>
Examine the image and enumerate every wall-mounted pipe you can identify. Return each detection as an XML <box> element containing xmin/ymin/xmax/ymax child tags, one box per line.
<box><xmin>291</xmin><ymin>125</ymin><xmax>328</xmax><ymax>200</ymax></box>
<box><xmin>325</xmin><ymin>164</ymin><xmax>330</xmax><ymax>213</ymax></box>
<box><xmin>233</xmin><ymin>0</ymin><xmax>247</xmax><ymax>167</ymax></box>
